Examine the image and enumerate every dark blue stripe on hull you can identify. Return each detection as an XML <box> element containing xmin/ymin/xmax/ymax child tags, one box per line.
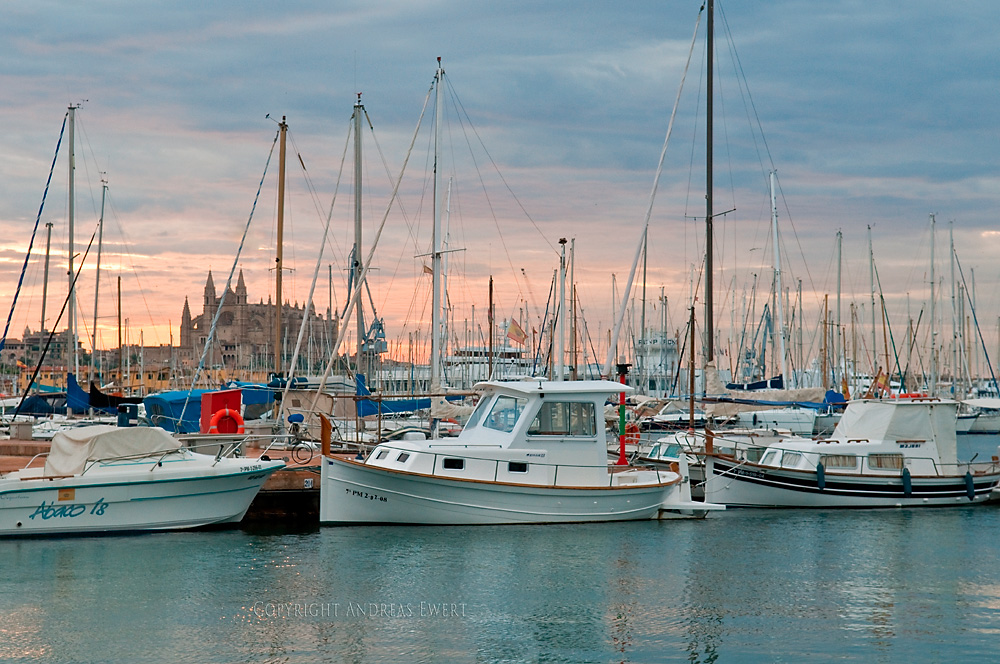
<box><xmin>711</xmin><ymin>459</ymin><xmax>996</xmax><ymax>500</ymax></box>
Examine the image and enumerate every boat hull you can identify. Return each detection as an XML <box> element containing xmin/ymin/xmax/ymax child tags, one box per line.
<box><xmin>320</xmin><ymin>456</ymin><xmax>675</xmax><ymax>525</ymax></box>
<box><xmin>0</xmin><ymin>457</ymin><xmax>283</xmax><ymax>536</ymax></box>
<box><xmin>705</xmin><ymin>455</ymin><xmax>1000</xmax><ymax>508</ymax></box>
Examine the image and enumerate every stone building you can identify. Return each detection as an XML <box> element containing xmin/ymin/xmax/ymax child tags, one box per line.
<box><xmin>179</xmin><ymin>270</ymin><xmax>338</xmax><ymax>375</ymax></box>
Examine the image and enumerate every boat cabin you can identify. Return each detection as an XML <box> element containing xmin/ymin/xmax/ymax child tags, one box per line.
<box><xmin>363</xmin><ymin>378</ymin><xmax>630</xmax><ymax>487</ymax></box>
<box><xmin>756</xmin><ymin>399</ymin><xmax>960</xmax><ymax>477</ymax></box>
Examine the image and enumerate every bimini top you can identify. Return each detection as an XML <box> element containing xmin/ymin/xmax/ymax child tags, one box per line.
<box><xmin>472</xmin><ymin>378</ymin><xmax>634</xmax><ymax>397</ymax></box>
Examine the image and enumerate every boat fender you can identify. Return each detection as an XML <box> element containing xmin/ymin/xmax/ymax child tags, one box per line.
<box><xmin>901</xmin><ymin>467</ymin><xmax>912</xmax><ymax>497</ymax></box>
<box><xmin>965</xmin><ymin>472</ymin><xmax>976</xmax><ymax>501</ymax></box>
<box><xmin>209</xmin><ymin>407</ymin><xmax>245</xmax><ymax>435</ymax></box>
<box><xmin>816</xmin><ymin>462</ymin><xmax>825</xmax><ymax>490</ymax></box>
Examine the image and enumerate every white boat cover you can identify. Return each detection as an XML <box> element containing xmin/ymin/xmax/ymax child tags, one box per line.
<box><xmin>44</xmin><ymin>425</ymin><xmax>181</xmax><ymax>477</ymax></box>
<box><xmin>703</xmin><ymin>363</ymin><xmax>826</xmax><ymax>418</ymax></box>
<box><xmin>963</xmin><ymin>398</ymin><xmax>1000</xmax><ymax>410</ymax></box>
<box><xmin>832</xmin><ymin>400</ymin><xmax>958</xmax><ymax>467</ymax></box>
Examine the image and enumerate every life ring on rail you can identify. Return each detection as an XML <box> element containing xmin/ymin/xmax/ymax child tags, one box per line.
<box><xmin>209</xmin><ymin>407</ymin><xmax>245</xmax><ymax>435</ymax></box>
<box><xmin>623</xmin><ymin>422</ymin><xmax>641</xmax><ymax>445</ymax></box>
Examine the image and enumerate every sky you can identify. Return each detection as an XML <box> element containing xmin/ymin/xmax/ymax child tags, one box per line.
<box><xmin>3</xmin><ymin>1</ymin><xmax>1000</xmax><ymax>380</ymax></box>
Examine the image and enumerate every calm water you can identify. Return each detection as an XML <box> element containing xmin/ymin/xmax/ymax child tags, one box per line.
<box><xmin>3</xmin><ymin>438</ymin><xmax>1000</xmax><ymax>663</ymax></box>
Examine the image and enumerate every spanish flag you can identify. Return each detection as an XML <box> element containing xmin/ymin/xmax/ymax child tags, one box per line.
<box><xmin>506</xmin><ymin>319</ymin><xmax>527</xmax><ymax>345</ymax></box>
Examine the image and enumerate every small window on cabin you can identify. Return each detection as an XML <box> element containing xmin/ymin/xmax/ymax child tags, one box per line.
<box><xmin>821</xmin><ymin>454</ymin><xmax>857</xmax><ymax>469</ymax></box>
<box><xmin>483</xmin><ymin>395</ymin><xmax>527</xmax><ymax>433</ymax></box>
<box><xmin>781</xmin><ymin>452</ymin><xmax>804</xmax><ymax>469</ymax></box>
<box><xmin>869</xmin><ymin>453</ymin><xmax>904</xmax><ymax>470</ymax></box>
<box><xmin>442</xmin><ymin>458</ymin><xmax>465</xmax><ymax>470</ymax></box>
<box><xmin>508</xmin><ymin>461</ymin><xmax>528</xmax><ymax>473</ymax></box>
<box><xmin>527</xmin><ymin>402</ymin><xmax>597</xmax><ymax>437</ymax></box>
<box><xmin>375</xmin><ymin>449</ymin><xmax>389</xmax><ymax>460</ymax></box>
<box><xmin>761</xmin><ymin>449</ymin><xmax>781</xmax><ymax>467</ymax></box>
<box><xmin>396</xmin><ymin>452</ymin><xmax>410</xmax><ymax>463</ymax></box>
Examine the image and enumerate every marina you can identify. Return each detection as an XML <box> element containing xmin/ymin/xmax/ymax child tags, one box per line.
<box><xmin>3</xmin><ymin>501</ymin><xmax>1000</xmax><ymax>662</ymax></box>
<box><xmin>3</xmin><ymin>0</ymin><xmax>1000</xmax><ymax>662</ymax></box>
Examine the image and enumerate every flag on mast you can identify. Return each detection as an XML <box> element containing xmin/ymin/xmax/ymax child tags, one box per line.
<box><xmin>506</xmin><ymin>319</ymin><xmax>527</xmax><ymax>345</ymax></box>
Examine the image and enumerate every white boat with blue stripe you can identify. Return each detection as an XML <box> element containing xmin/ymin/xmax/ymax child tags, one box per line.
<box><xmin>704</xmin><ymin>398</ymin><xmax>1000</xmax><ymax>507</ymax></box>
<box><xmin>321</xmin><ymin>379</ymin><xmax>721</xmax><ymax>524</ymax></box>
<box><xmin>0</xmin><ymin>425</ymin><xmax>284</xmax><ymax>536</ymax></box>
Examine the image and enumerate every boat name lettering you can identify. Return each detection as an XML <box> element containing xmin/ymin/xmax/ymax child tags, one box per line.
<box><xmin>730</xmin><ymin>467</ymin><xmax>765</xmax><ymax>480</ymax></box>
<box><xmin>244</xmin><ymin>464</ymin><xmax>264</xmax><ymax>472</ymax></box>
<box><xmin>897</xmin><ymin>443</ymin><xmax>921</xmax><ymax>449</ymax></box>
<box><xmin>346</xmin><ymin>488</ymin><xmax>387</xmax><ymax>503</ymax></box>
<box><xmin>29</xmin><ymin>497</ymin><xmax>109</xmax><ymax>521</ymax></box>
<box><xmin>525</xmin><ymin>453</ymin><xmax>545</xmax><ymax>458</ymax></box>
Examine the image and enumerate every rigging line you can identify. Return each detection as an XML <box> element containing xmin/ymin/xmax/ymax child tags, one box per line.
<box><xmin>178</xmin><ymin>129</ymin><xmax>279</xmax><ymax>429</ymax></box>
<box><xmin>440</xmin><ymin>77</ymin><xmax>523</xmax><ymax>303</ymax></box>
<box><xmin>13</xmin><ymin>224</ymin><xmax>98</xmax><ymax>418</ymax></box>
<box><xmin>281</xmin><ymin>125</ymin><xmax>352</xmax><ymax>391</ymax></box>
<box><xmin>954</xmin><ymin>251</ymin><xmax>1000</xmax><ymax>397</ymax></box>
<box><xmin>362</xmin><ymin>110</ymin><xmax>424</xmax><ymax>318</ymax></box>
<box><xmin>310</xmin><ymin>72</ymin><xmax>435</xmax><ymax>412</ymax></box>
<box><xmin>1</xmin><ymin>113</ymin><xmax>67</xmax><ymax>353</ymax></box>
<box><xmin>442</xmin><ymin>74</ymin><xmax>556</xmax><ymax>257</ymax></box>
<box><xmin>603</xmin><ymin>4</ymin><xmax>702</xmax><ymax>379</ymax></box>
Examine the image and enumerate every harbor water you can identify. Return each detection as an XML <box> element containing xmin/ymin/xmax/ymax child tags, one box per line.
<box><xmin>3</xmin><ymin>437</ymin><xmax>1000</xmax><ymax>663</ymax></box>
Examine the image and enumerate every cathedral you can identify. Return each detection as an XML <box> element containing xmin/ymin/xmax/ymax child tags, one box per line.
<box><xmin>179</xmin><ymin>270</ymin><xmax>338</xmax><ymax>374</ymax></box>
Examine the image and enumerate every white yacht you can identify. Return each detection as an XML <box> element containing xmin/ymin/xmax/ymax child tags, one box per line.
<box><xmin>320</xmin><ymin>379</ymin><xmax>721</xmax><ymax>524</ymax></box>
<box><xmin>705</xmin><ymin>399</ymin><xmax>1000</xmax><ymax>508</ymax></box>
<box><xmin>0</xmin><ymin>425</ymin><xmax>284</xmax><ymax>536</ymax></box>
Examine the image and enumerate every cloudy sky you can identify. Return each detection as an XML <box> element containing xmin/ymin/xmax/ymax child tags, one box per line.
<box><xmin>3</xmin><ymin>1</ymin><xmax>1000</xmax><ymax>378</ymax></box>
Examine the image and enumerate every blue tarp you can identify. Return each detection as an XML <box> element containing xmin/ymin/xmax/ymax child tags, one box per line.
<box><xmin>354</xmin><ymin>374</ymin><xmax>464</xmax><ymax>417</ymax></box>
<box><xmin>143</xmin><ymin>390</ymin><xmax>209</xmax><ymax>433</ymax></box>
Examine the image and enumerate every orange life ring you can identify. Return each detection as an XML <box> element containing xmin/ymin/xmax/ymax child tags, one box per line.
<box><xmin>623</xmin><ymin>422</ymin><xmax>641</xmax><ymax>445</ymax></box>
<box><xmin>209</xmin><ymin>407</ymin><xmax>245</xmax><ymax>435</ymax></box>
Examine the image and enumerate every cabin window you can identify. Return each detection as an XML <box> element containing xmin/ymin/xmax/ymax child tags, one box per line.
<box><xmin>484</xmin><ymin>395</ymin><xmax>527</xmax><ymax>433</ymax></box>
<box><xmin>820</xmin><ymin>454</ymin><xmax>857</xmax><ymax>469</ymax></box>
<box><xmin>465</xmin><ymin>398</ymin><xmax>490</xmax><ymax>429</ymax></box>
<box><xmin>868</xmin><ymin>453</ymin><xmax>904</xmax><ymax>470</ymax></box>
<box><xmin>527</xmin><ymin>402</ymin><xmax>597</xmax><ymax>437</ymax></box>
<box><xmin>442</xmin><ymin>458</ymin><xmax>465</xmax><ymax>470</ymax></box>
<box><xmin>760</xmin><ymin>449</ymin><xmax>781</xmax><ymax>467</ymax></box>
<box><xmin>396</xmin><ymin>452</ymin><xmax>410</xmax><ymax>463</ymax></box>
<box><xmin>375</xmin><ymin>449</ymin><xmax>389</xmax><ymax>460</ymax></box>
<box><xmin>508</xmin><ymin>461</ymin><xmax>528</xmax><ymax>473</ymax></box>
<box><xmin>781</xmin><ymin>452</ymin><xmax>804</xmax><ymax>469</ymax></box>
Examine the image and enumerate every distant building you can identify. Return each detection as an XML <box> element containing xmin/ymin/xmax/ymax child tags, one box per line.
<box><xmin>178</xmin><ymin>270</ymin><xmax>338</xmax><ymax>375</ymax></box>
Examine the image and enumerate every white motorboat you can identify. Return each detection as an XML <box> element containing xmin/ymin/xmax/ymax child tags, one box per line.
<box><xmin>0</xmin><ymin>425</ymin><xmax>284</xmax><ymax>536</ymax></box>
<box><xmin>705</xmin><ymin>399</ymin><xmax>1000</xmax><ymax>508</ymax></box>
<box><xmin>735</xmin><ymin>406</ymin><xmax>817</xmax><ymax>435</ymax></box>
<box><xmin>320</xmin><ymin>379</ymin><xmax>722</xmax><ymax>525</ymax></box>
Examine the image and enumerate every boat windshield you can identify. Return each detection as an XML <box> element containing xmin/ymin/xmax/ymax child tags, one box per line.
<box><xmin>483</xmin><ymin>395</ymin><xmax>528</xmax><ymax>433</ymax></box>
<box><xmin>464</xmin><ymin>397</ymin><xmax>491</xmax><ymax>430</ymax></box>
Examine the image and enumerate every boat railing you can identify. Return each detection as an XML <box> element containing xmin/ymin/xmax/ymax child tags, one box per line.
<box><xmin>368</xmin><ymin>443</ymin><xmax>676</xmax><ymax>488</ymax></box>
<box><xmin>711</xmin><ymin>436</ymin><xmax>1000</xmax><ymax>478</ymax></box>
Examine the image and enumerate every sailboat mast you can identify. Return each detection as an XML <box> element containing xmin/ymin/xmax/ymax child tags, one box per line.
<box><xmin>704</xmin><ymin>0</ymin><xmax>715</xmax><ymax>364</ymax></box>
<box><xmin>835</xmin><ymin>229</ymin><xmax>842</xmax><ymax>386</ymax></box>
<box><xmin>68</xmin><ymin>104</ymin><xmax>79</xmax><ymax>377</ymax></box>
<box><xmin>769</xmin><ymin>171</ymin><xmax>789</xmax><ymax>388</ymax></box>
<box><xmin>275</xmin><ymin>117</ymin><xmax>287</xmax><ymax>375</ymax></box>
<box><xmin>41</xmin><ymin>222</ymin><xmax>53</xmax><ymax>333</ymax></box>
<box><xmin>431</xmin><ymin>59</ymin><xmax>444</xmax><ymax>391</ymax></box>
<box><xmin>930</xmin><ymin>214</ymin><xmax>936</xmax><ymax>395</ymax></box>
<box><xmin>91</xmin><ymin>178</ymin><xmax>107</xmax><ymax>382</ymax></box>
<box><xmin>353</xmin><ymin>97</ymin><xmax>366</xmax><ymax>380</ymax></box>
